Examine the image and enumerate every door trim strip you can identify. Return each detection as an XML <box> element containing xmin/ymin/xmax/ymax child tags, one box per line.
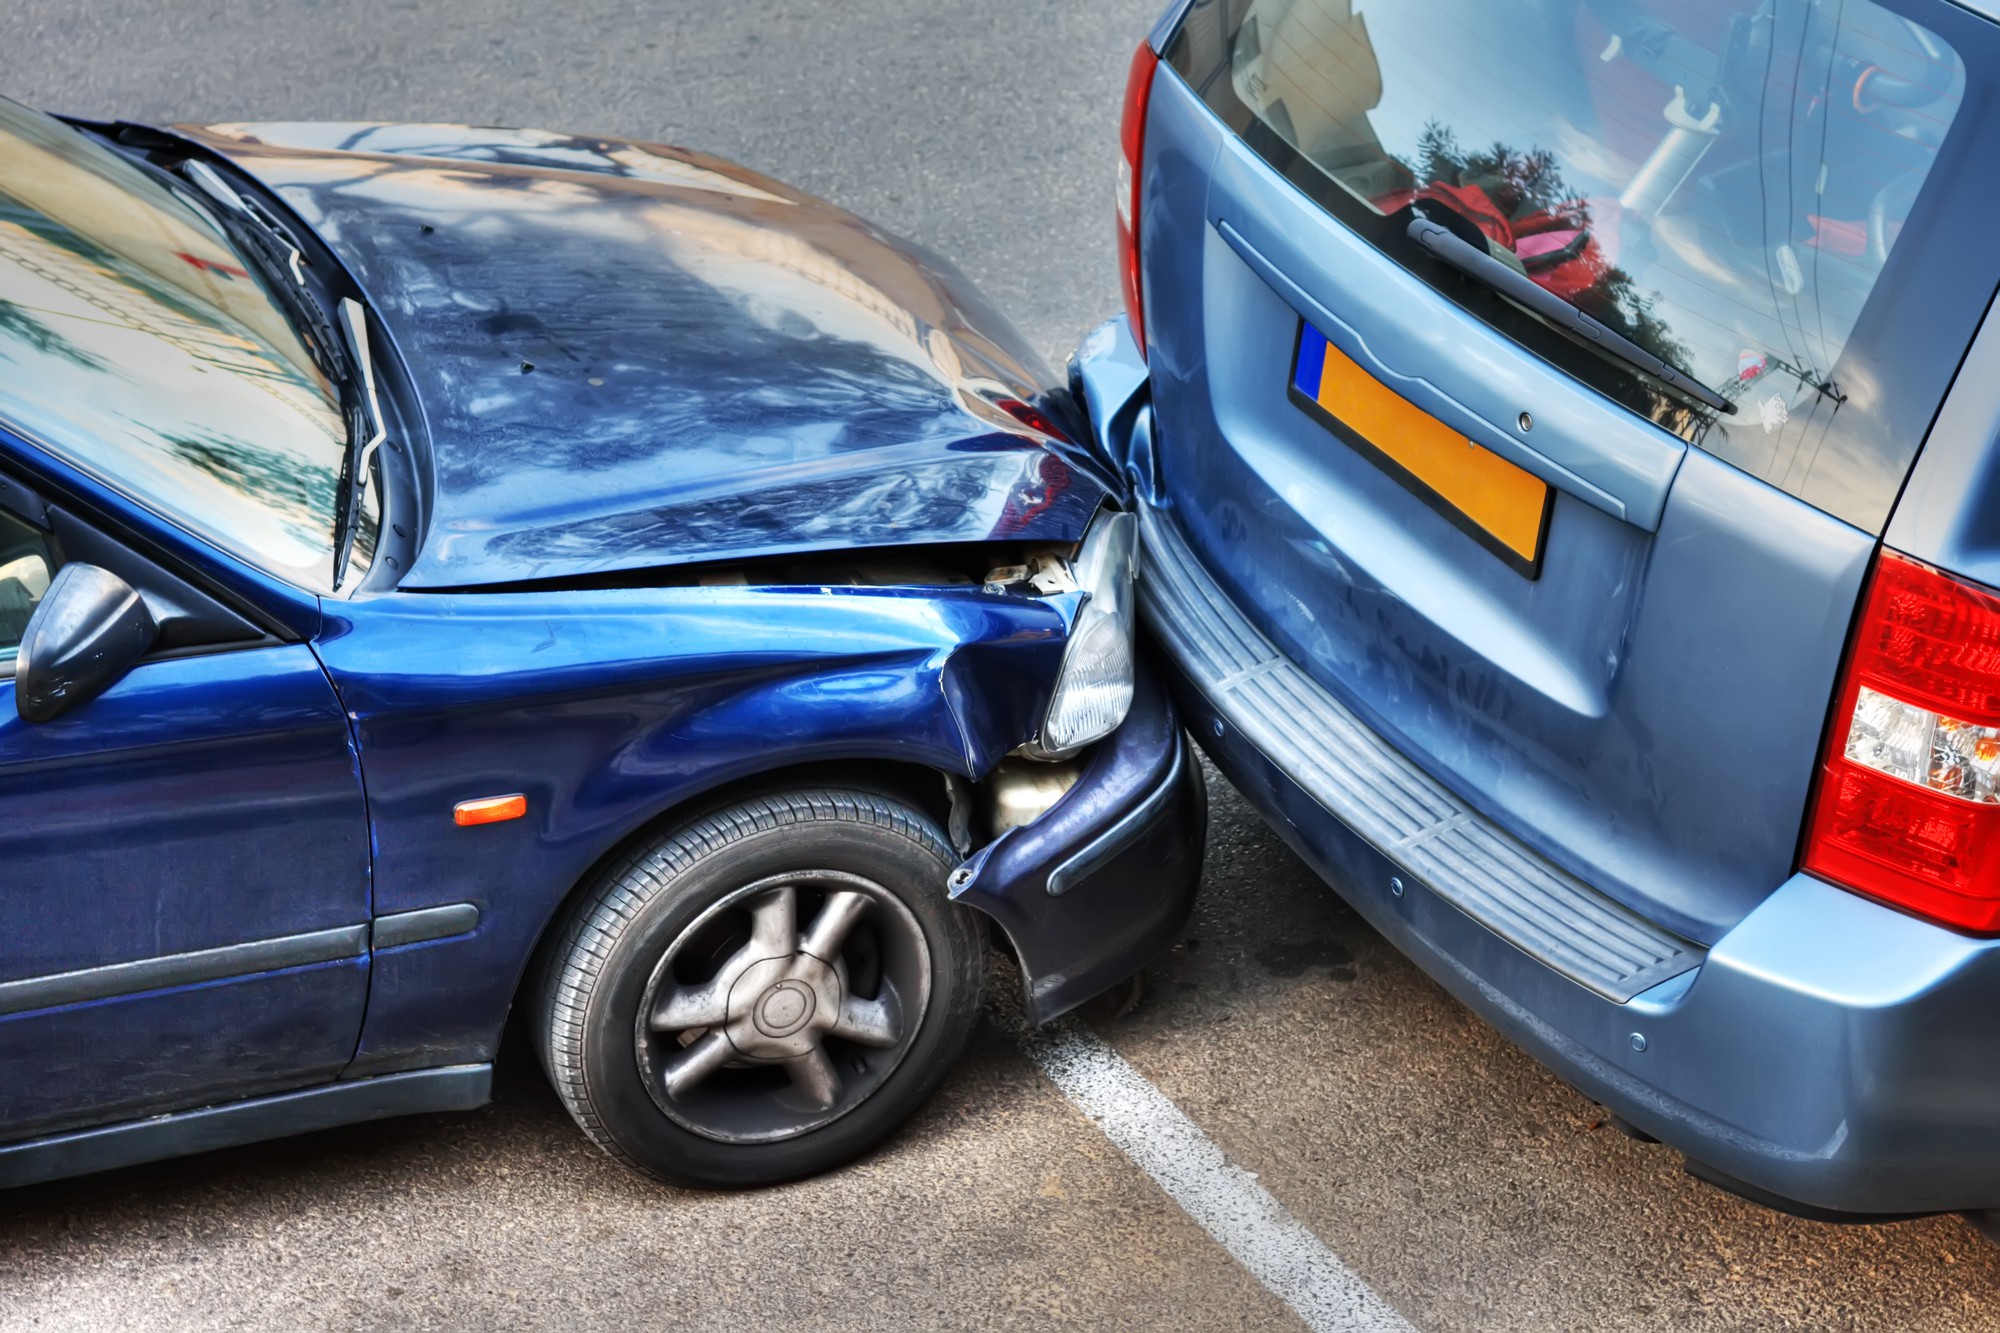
<box><xmin>371</xmin><ymin>903</ymin><xmax>480</xmax><ymax>950</ymax></box>
<box><xmin>0</xmin><ymin>925</ymin><xmax>369</xmax><ymax>1018</ymax></box>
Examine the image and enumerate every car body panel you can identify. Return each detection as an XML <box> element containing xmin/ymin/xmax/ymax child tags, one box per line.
<box><xmin>0</xmin><ymin>107</ymin><xmax>1200</xmax><ymax>1185</ymax></box>
<box><xmin>1147</xmin><ymin>0</ymin><xmax>1199</xmax><ymax>51</ymax></box>
<box><xmin>1119</xmin><ymin>0</ymin><xmax>2000</xmax><ymax>1213</ymax></box>
<box><xmin>1208</xmin><ymin>161</ymin><xmax>1686</xmax><ymax>531</ymax></box>
<box><xmin>0</xmin><ymin>960</ymin><xmax>371</xmax><ymax>1145</ymax></box>
<box><xmin>1177</xmin><ymin>650</ymin><xmax>2000</xmax><ymax>1214</ymax></box>
<box><xmin>949</xmin><ymin>668</ymin><xmax>1204</xmax><ymax>1023</ymax></box>
<box><xmin>0</xmin><ymin>1063</ymin><xmax>490</xmax><ymax>1190</ymax></box>
<box><xmin>1069</xmin><ymin>318</ymin><xmax>1153</xmax><ymax>500</ymax></box>
<box><xmin>173</xmin><ymin>122</ymin><xmax>1106</xmax><ymax>590</ymax></box>
<box><xmin>1885</xmin><ymin>295</ymin><xmax>2000</xmax><ymax>588</ymax></box>
<box><xmin>0</xmin><ymin>643</ymin><xmax>369</xmax><ymax>976</ymax></box>
<box><xmin>1137</xmin><ymin>64</ymin><xmax>1871</xmax><ymax>945</ymax></box>
<box><xmin>313</xmin><ymin>580</ymin><xmax>1069</xmax><ymax>1074</ymax></box>
<box><xmin>0</xmin><ymin>634</ymin><xmax>371</xmax><ymax>1137</ymax></box>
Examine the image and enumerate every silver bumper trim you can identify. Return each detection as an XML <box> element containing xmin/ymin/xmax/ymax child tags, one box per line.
<box><xmin>1138</xmin><ymin>504</ymin><xmax>1701</xmax><ymax>1003</ymax></box>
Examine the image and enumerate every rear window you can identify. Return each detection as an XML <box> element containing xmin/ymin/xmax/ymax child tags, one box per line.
<box><xmin>1168</xmin><ymin>0</ymin><xmax>2000</xmax><ymax>532</ymax></box>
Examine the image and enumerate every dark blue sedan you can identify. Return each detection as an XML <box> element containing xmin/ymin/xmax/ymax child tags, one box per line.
<box><xmin>0</xmin><ymin>100</ymin><xmax>1202</xmax><ymax>1187</ymax></box>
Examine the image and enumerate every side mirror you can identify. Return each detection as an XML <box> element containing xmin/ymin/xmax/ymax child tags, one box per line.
<box><xmin>16</xmin><ymin>564</ymin><xmax>157</xmax><ymax>723</ymax></box>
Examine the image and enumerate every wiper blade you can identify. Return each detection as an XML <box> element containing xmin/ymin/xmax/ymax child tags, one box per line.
<box><xmin>178</xmin><ymin>159</ymin><xmax>348</xmax><ymax>383</ymax></box>
<box><xmin>182</xmin><ymin>160</ymin><xmax>303</xmax><ymax>281</ymax></box>
<box><xmin>1406</xmin><ymin>217</ymin><xmax>1734</xmax><ymax>415</ymax></box>
<box><xmin>173</xmin><ymin>157</ymin><xmax>381</xmax><ymax>590</ymax></box>
<box><xmin>331</xmin><ymin>298</ymin><xmax>386</xmax><ymax>591</ymax></box>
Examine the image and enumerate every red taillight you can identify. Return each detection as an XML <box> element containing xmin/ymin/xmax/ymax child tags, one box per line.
<box><xmin>1118</xmin><ymin>41</ymin><xmax>1159</xmax><ymax>360</ymax></box>
<box><xmin>1803</xmin><ymin>551</ymin><xmax>2000</xmax><ymax>932</ymax></box>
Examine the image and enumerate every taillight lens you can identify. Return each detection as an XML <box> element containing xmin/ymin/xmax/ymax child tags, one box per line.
<box><xmin>1118</xmin><ymin>41</ymin><xmax>1159</xmax><ymax>360</ymax></box>
<box><xmin>1803</xmin><ymin>551</ymin><xmax>2000</xmax><ymax>932</ymax></box>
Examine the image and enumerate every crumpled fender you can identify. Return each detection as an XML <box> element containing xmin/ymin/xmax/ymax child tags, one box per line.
<box><xmin>936</xmin><ymin>589</ymin><xmax>1081</xmax><ymax>773</ymax></box>
<box><xmin>947</xmin><ymin>666</ymin><xmax>1206</xmax><ymax>1023</ymax></box>
<box><xmin>314</xmin><ymin>581</ymin><xmax>1070</xmax><ymax>1074</ymax></box>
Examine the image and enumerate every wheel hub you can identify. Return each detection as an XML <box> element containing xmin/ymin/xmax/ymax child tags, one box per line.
<box><xmin>723</xmin><ymin>956</ymin><xmax>841</xmax><ymax>1058</ymax></box>
<box><xmin>754</xmin><ymin>980</ymin><xmax>815</xmax><ymax>1036</ymax></box>
<box><xmin>638</xmin><ymin>873</ymin><xmax>932</xmax><ymax>1144</ymax></box>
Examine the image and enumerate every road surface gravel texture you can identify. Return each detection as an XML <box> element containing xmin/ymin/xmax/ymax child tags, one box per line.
<box><xmin>4</xmin><ymin>1</ymin><xmax>1999</xmax><ymax>1328</ymax></box>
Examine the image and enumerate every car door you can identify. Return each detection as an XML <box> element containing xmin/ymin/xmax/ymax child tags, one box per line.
<box><xmin>0</xmin><ymin>491</ymin><xmax>372</xmax><ymax>1141</ymax></box>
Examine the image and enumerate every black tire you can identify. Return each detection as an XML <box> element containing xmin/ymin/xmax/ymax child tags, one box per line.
<box><xmin>534</xmin><ymin>789</ymin><xmax>984</xmax><ymax>1187</ymax></box>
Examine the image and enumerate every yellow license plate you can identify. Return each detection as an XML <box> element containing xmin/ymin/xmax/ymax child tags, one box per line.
<box><xmin>1291</xmin><ymin>322</ymin><xmax>1551</xmax><ymax>577</ymax></box>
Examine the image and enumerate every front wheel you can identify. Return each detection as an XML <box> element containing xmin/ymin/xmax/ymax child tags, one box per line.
<box><xmin>534</xmin><ymin>789</ymin><xmax>984</xmax><ymax>1187</ymax></box>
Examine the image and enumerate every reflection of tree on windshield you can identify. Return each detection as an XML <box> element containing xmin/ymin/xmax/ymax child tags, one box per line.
<box><xmin>1391</xmin><ymin>122</ymin><xmax>1691</xmax><ymax>383</ymax></box>
<box><xmin>0</xmin><ymin>299</ymin><xmax>107</xmax><ymax>371</ymax></box>
<box><xmin>156</xmin><ymin>429</ymin><xmax>337</xmax><ymax>549</ymax></box>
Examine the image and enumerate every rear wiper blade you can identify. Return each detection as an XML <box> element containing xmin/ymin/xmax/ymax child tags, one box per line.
<box><xmin>1406</xmin><ymin>217</ymin><xmax>1734</xmax><ymax>415</ymax></box>
<box><xmin>331</xmin><ymin>298</ymin><xmax>386</xmax><ymax>591</ymax></box>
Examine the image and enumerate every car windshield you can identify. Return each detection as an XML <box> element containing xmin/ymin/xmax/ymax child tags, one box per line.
<box><xmin>1174</xmin><ymin>0</ymin><xmax>1983</xmax><ymax>529</ymax></box>
<box><xmin>0</xmin><ymin>98</ymin><xmax>350</xmax><ymax>590</ymax></box>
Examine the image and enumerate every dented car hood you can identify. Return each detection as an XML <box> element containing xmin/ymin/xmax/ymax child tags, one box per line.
<box><xmin>176</xmin><ymin>122</ymin><xmax>1105</xmax><ymax>589</ymax></box>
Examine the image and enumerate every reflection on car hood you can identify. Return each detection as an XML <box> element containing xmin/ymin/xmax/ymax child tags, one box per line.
<box><xmin>175</xmin><ymin>122</ymin><xmax>1104</xmax><ymax>588</ymax></box>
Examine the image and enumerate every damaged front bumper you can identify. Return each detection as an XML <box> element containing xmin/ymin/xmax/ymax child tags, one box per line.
<box><xmin>948</xmin><ymin>663</ymin><xmax>1206</xmax><ymax>1023</ymax></box>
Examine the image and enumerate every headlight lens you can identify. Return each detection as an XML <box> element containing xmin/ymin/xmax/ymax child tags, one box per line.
<box><xmin>1040</xmin><ymin>511</ymin><xmax>1137</xmax><ymax>754</ymax></box>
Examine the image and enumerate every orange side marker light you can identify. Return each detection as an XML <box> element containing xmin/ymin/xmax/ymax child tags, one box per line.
<box><xmin>454</xmin><ymin>793</ymin><xmax>528</xmax><ymax>827</ymax></box>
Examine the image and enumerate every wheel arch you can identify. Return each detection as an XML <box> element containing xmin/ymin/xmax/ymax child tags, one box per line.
<box><xmin>500</xmin><ymin>755</ymin><xmax>967</xmax><ymax>1053</ymax></box>
<box><xmin>332</xmin><ymin>581</ymin><xmax>1066</xmax><ymax>1080</ymax></box>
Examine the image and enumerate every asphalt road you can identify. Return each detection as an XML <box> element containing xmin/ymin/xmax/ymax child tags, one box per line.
<box><xmin>5</xmin><ymin>2</ymin><xmax>2000</xmax><ymax>1328</ymax></box>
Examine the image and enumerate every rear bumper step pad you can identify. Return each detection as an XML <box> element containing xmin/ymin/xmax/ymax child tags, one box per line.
<box><xmin>1137</xmin><ymin>504</ymin><xmax>1701</xmax><ymax>1002</ymax></box>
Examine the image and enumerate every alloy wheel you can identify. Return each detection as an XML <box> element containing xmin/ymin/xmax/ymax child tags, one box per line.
<box><xmin>635</xmin><ymin>870</ymin><xmax>932</xmax><ymax>1144</ymax></box>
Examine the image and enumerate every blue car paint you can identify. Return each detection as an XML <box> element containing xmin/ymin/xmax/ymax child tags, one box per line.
<box><xmin>171</xmin><ymin>122</ymin><xmax>1107</xmax><ymax>590</ymax></box>
<box><xmin>1108</xmin><ymin>0</ymin><xmax>2000</xmax><ymax>1217</ymax></box>
<box><xmin>1132</xmin><ymin>69</ymin><xmax>1871</xmax><ymax>944</ymax></box>
<box><xmin>0</xmin><ymin>114</ymin><xmax>1203</xmax><ymax>1182</ymax></box>
<box><xmin>0</xmin><ymin>641</ymin><xmax>368</xmax><ymax>980</ymax></box>
<box><xmin>0</xmin><ymin>961</ymin><xmax>369</xmax><ymax>1143</ymax></box>
<box><xmin>1171</xmin><ymin>665</ymin><xmax>2000</xmax><ymax>1215</ymax></box>
<box><xmin>0</xmin><ymin>1065</ymin><xmax>491</xmax><ymax>1191</ymax></box>
<box><xmin>313</xmin><ymin>582</ymin><xmax>1068</xmax><ymax>1075</ymax></box>
<box><xmin>1069</xmin><ymin>319</ymin><xmax>1153</xmax><ymax>502</ymax></box>
<box><xmin>0</xmin><ymin>626</ymin><xmax>371</xmax><ymax>1138</ymax></box>
<box><xmin>1209</xmin><ymin>199</ymin><xmax>1683</xmax><ymax>531</ymax></box>
<box><xmin>950</xmin><ymin>668</ymin><xmax>1204</xmax><ymax>1023</ymax></box>
<box><xmin>1886</xmin><ymin>305</ymin><xmax>2000</xmax><ymax>590</ymax></box>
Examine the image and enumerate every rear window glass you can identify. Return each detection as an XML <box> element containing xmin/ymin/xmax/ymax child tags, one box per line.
<box><xmin>1169</xmin><ymin>0</ymin><xmax>2000</xmax><ymax>532</ymax></box>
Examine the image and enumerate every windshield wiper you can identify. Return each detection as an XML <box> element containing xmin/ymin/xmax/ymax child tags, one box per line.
<box><xmin>180</xmin><ymin>159</ymin><xmax>382</xmax><ymax>588</ymax></box>
<box><xmin>331</xmin><ymin>298</ymin><xmax>386</xmax><ymax>591</ymax></box>
<box><xmin>1406</xmin><ymin>217</ymin><xmax>1734</xmax><ymax>415</ymax></box>
<box><xmin>179</xmin><ymin>159</ymin><xmax>349</xmax><ymax>385</ymax></box>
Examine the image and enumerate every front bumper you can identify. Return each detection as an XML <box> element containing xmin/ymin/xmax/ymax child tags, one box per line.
<box><xmin>1141</xmin><ymin>500</ymin><xmax>2000</xmax><ymax>1217</ymax></box>
<box><xmin>950</xmin><ymin>664</ymin><xmax>1206</xmax><ymax>1024</ymax></box>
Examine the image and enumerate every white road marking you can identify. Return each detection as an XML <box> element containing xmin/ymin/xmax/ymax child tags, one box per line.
<box><xmin>1017</xmin><ymin>1018</ymin><xmax>1415</xmax><ymax>1333</ymax></box>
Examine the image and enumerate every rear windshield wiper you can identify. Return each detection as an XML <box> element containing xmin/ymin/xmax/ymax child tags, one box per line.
<box><xmin>1406</xmin><ymin>217</ymin><xmax>1734</xmax><ymax>415</ymax></box>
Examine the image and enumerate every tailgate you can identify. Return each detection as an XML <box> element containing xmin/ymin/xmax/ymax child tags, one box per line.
<box><xmin>1137</xmin><ymin>0</ymin><xmax>2000</xmax><ymax>942</ymax></box>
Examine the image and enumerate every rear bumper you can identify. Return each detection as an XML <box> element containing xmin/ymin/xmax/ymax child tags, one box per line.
<box><xmin>950</xmin><ymin>664</ymin><xmax>1206</xmax><ymax>1024</ymax></box>
<box><xmin>1141</xmin><ymin>501</ymin><xmax>2000</xmax><ymax>1217</ymax></box>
